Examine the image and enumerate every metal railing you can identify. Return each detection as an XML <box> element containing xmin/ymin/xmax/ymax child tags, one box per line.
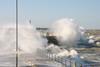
<box><xmin>46</xmin><ymin>53</ymin><xmax>100</xmax><ymax>67</ymax></box>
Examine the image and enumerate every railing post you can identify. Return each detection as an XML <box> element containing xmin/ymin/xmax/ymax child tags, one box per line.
<box><xmin>64</xmin><ymin>59</ymin><xmax>67</xmax><ymax>67</ymax></box>
<box><xmin>80</xmin><ymin>63</ymin><xmax>82</xmax><ymax>67</ymax></box>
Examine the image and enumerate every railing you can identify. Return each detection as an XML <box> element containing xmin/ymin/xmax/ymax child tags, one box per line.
<box><xmin>79</xmin><ymin>63</ymin><xmax>100</xmax><ymax>67</ymax></box>
<box><xmin>47</xmin><ymin>53</ymin><xmax>100</xmax><ymax>67</ymax></box>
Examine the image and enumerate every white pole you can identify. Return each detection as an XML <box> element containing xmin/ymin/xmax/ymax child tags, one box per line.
<box><xmin>16</xmin><ymin>0</ymin><xmax>18</xmax><ymax>67</ymax></box>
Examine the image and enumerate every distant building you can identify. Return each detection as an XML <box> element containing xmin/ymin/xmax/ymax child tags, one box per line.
<box><xmin>85</xmin><ymin>29</ymin><xmax>100</xmax><ymax>36</ymax></box>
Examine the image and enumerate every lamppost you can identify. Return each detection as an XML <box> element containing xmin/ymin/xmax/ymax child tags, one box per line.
<box><xmin>16</xmin><ymin>0</ymin><xmax>18</xmax><ymax>67</ymax></box>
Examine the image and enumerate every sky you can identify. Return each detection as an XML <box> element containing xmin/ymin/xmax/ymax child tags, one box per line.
<box><xmin>0</xmin><ymin>0</ymin><xmax>100</xmax><ymax>29</ymax></box>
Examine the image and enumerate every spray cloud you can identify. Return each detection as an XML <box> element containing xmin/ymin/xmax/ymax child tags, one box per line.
<box><xmin>50</xmin><ymin>18</ymin><xmax>82</xmax><ymax>48</ymax></box>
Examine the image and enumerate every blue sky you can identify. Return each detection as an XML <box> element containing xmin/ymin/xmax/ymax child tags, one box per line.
<box><xmin>0</xmin><ymin>0</ymin><xmax>100</xmax><ymax>29</ymax></box>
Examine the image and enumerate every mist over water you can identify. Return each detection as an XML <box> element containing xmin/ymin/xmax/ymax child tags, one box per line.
<box><xmin>0</xmin><ymin>24</ymin><xmax>45</xmax><ymax>54</ymax></box>
<box><xmin>0</xmin><ymin>25</ymin><xmax>16</xmax><ymax>55</ymax></box>
<box><xmin>0</xmin><ymin>24</ymin><xmax>47</xmax><ymax>66</ymax></box>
